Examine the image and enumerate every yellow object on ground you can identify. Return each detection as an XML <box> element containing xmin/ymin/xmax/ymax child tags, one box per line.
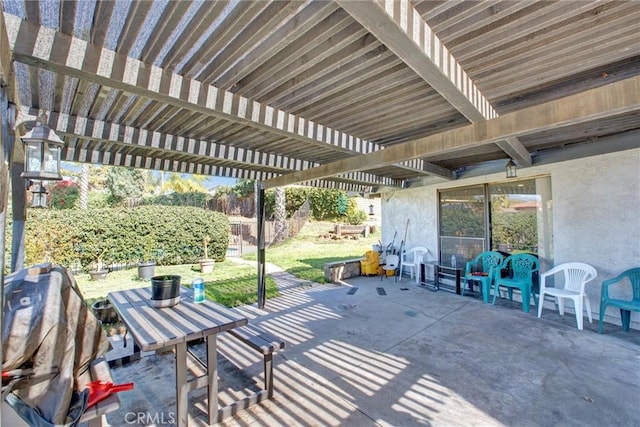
<box><xmin>360</xmin><ymin>250</ymin><xmax>381</xmax><ymax>276</ymax></box>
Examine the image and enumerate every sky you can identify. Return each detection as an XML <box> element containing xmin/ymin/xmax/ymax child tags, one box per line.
<box><xmin>61</xmin><ymin>161</ymin><xmax>238</xmax><ymax>189</ymax></box>
<box><xmin>204</xmin><ymin>176</ymin><xmax>238</xmax><ymax>189</ymax></box>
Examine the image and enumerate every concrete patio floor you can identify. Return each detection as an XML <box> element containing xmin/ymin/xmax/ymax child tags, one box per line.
<box><xmin>104</xmin><ymin>270</ymin><xmax>640</xmax><ymax>427</ymax></box>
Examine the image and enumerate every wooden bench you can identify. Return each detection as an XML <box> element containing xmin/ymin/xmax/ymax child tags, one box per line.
<box><xmin>181</xmin><ymin>324</ymin><xmax>285</xmax><ymax>421</ymax></box>
<box><xmin>227</xmin><ymin>324</ymin><xmax>285</xmax><ymax>400</ymax></box>
<box><xmin>334</xmin><ymin>224</ymin><xmax>370</xmax><ymax>237</ymax></box>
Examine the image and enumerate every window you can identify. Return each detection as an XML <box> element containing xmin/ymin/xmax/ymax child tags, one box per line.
<box><xmin>439</xmin><ymin>186</ymin><xmax>486</xmax><ymax>267</ymax></box>
<box><xmin>438</xmin><ymin>177</ymin><xmax>553</xmax><ymax>267</ymax></box>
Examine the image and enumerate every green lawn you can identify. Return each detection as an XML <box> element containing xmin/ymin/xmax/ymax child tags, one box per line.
<box><xmin>77</xmin><ymin>261</ymin><xmax>278</xmax><ymax>308</ymax></box>
<box><xmin>77</xmin><ymin>220</ymin><xmax>378</xmax><ymax>309</ymax></box>
<box><xmin>245</xmin><ymin>220</ymin><xmax>380</xmax><ymax>283</ymax></box>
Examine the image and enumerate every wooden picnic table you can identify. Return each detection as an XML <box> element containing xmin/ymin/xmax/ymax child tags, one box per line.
<box><xmin>108</xmin><ymin>286</ymin><xmax>248</xmax><ymax>426</ymax></box>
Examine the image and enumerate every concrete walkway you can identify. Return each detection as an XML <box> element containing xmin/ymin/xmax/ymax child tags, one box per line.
<box><xmin>104</xmin><ymin>266</ymin><xmax>640</xmax><ymax>426</ymax></box>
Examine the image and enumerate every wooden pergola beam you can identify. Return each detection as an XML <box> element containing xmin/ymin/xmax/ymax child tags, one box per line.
<box><xmin>263</xmin><ymin>75</ymin><xmax>640</xmax><ymax>188</ymax></box>
<box><xmin>62</xmin><ymin>145</ymin><xmax>374</xmax><ymax>192</ymax></box>
<box><xmin>33</xmin><ymin>109</ymin><xmax>397</xmax><ymax>188</ymax></box>
<box><xmin>496</xmin><ymin>137</ymin><xmax>532</xmax><ymax>166</ymax></box>
<box><xmin>337</xmin><ymin>0</ymin><xmax>496</xmax><ymax>122</ymax></box>
<box><xmin>4</xmin><ymin>15</ymin><xmax>380</xmax><ymax>156</ymax></box>
<box><xmin>339</xmin><ymin>0</ymin><xmax>531</xmax><ymax>166</ymax></box>
<box><xmin>5</xmin><ymin>15</ymin><xmax>429</xmax><ymax>179</ymax></box>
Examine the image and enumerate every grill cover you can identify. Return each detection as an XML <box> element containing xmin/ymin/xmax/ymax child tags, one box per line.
<box><xmin>2</xmin><ymin>263</ymin><xmax>109</xmax><ymax>425</ymax></box>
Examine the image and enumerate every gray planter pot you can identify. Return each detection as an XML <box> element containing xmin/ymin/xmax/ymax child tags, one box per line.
<box><xmin>91</xmin><ymin>299</ymin><xmax>119</xmax><ymax>324</ymax></box>
<box><xmin>150</xmin><ymin>275</ymin><xmax>181</xmax><ymax>300</ymax></box>
<box><xmin>89</xmin><ymin>269</ymin><xmax>108</xmax><ymax>281</ymax></box>
<box><xmin>199</xmin><ymin>259</ymin><xmax>215</xmax><ymax>274</ymax></box>
<box><xmin>138</xmin><ymin>260</ymin><xmax>156</xmax><ymax>280</ymax></box>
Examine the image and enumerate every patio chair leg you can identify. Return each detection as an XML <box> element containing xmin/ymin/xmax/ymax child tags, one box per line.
<box><xmin>576</xmin><ymin>299</ymin><xmax>583</xmax><ymax>330</ymax></box>
<box><xmin>521</xmin><ymin>289</ymin><xmax>530</xmax><ymax>313</ymax></box>
<box><xmin>598</xmin><ymin>305</ymin><xmax>606</xmax><ymax>333</ymax></box>
<box><xmin>621</xmin><ymin>309</ymin><xmax>631</xmax><ymax>332</ymax></box>
<box><xmin>584</xmin><ymin>297</ymin><xmax>592</xmax><ymax>323</ymax></box>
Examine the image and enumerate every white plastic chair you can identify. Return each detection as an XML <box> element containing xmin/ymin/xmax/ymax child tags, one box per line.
<box><xmin>537</xmin><ymin>262</ymin><xmax>597</xmax><ymax>330</ymax></box>
<box><xmin>381</xmin><ymin>254</ymin><xmax>400</xmax><ymax>282</ymax></box>
<box><xmin>400</xmin><ymin>247</ymin><xmax>429</xmax><ymax>283</ymax></box>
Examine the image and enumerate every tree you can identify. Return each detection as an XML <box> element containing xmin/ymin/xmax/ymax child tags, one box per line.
<box><xmin>272</xmin><ymin>187</ymin><xmax>288</xmax><ymax>244</ymax></box>
<box><xmin>143</xmin><ymin>170</ymin><xmax>161</xmax><ymax>195</ymax></box>
<box><xmin>162</xmin><ymin>172</ymin><xmax>207</xmax><ymax>193</ymax></box>
<box><xmin>231</xmin><ymin>179</ymin><xmax>255</xmax><ymax>197</ymax></box>
<box><xmin>79</xmin><ymin>164</ymin><xmax>89</xmax><ymax>209</ymax></box>
<box><xmin>88</xmin><ymin>165</ymin><xmax>109</xmax><ymax>191</ymax></box>
<box><xmin>107</xmin><ymin>167</ymin><xmax>145</xmax><ymax>204</ymax></box>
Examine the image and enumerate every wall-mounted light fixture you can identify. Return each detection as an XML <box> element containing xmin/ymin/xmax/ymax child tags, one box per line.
<box><xmin>21</xmin><ymin>118</ymin><xmax>64</xmax><ymax>181</ymax></box>
<box><xmin>29</xmin><ymin>180</ymin><xmax>48</xmax><ymax>208</ymax></box>
<box><xmin>505</xmin><ymin>159</ymin><xmax>517</xmax><ymax>179</ymax></box>
<box><xmin>369</xmin><ymin>204</ymin><xmax>375</xmax><ymax>216</ymax></box>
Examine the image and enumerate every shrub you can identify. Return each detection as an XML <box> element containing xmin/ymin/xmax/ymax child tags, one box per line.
<box><xmin>343</xmin><ymin>199</ymin><xmax>368</xmax><ymax>225</ymax></box>
<box><xmin>264</xmin><ymin>187</ymin><xmax>310</xmax><ymax>219</ymax></box>
<box><xmin>145</xmin><ymin>191</ymin><xmax>211</xmax><ymax>207</ymax></box>
<box><xmin>49</xmin><ymin>180</ymin><xmax>80</xmax><ymax>209</ymax></box>
<box><xmin>20</xmin><ymin>206</ymin><xmax>229</xmax><ymax>270</ymax></box>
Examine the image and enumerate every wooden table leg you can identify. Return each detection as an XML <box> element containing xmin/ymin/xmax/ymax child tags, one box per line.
<box><xmin>176</xmin><ymin>343</ymin><xmax>188</xmax><ymax>427</ymax></box>
<box><xmin>207</xmin><ymin>335</ymin><xmax>219</xmax><ymax>425</ymax></box>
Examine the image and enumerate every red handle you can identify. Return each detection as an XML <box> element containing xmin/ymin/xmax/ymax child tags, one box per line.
<box><xmin>86</xmin><ymin>381</ymin><xmax>134</xmax><ymax>408</ymax></box>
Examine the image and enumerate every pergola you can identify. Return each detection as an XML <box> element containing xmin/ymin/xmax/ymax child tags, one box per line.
<box><xmin>1</xmin><ymin>1</ymin><xmax>640</xmax><ymax>304</ymax></box>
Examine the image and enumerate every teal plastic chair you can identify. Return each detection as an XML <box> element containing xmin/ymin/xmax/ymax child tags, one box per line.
<box><xmin>492</xmin><ymin>254</ymin><xmax>539</xmax><ymax>313</ymax></box>
<box><xmin>462</xmin><ymin>251</ymin><xmax>505</xmax><ymax>303</ymax></box>
<box><xmin>598</xmin><ymin>267</ymin><xmax>640</xmax><ymax>333</ymax></box>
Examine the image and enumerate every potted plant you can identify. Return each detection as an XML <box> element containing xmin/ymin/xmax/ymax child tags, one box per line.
<box><xmin>89</xmin><ymin>252</ymin><xmax>108</xmax><ymax>281</ymax></box>
<box><xmin>138</xmin><ymin>259</ymin><xmax>156</xmax><ymax>280</ymax></box>
<box><xmin>199</xmin><ymin>236</ymin><xmax>215</xmax><ymax>274</ymax></box>
<box><xmin>137</xmin><ymin>234</ymin><xmax>156</xmax><ymax>280</ymax></box>
<box><xmin>150</xmin><ymin>274</ymin><xmax>181</xmax><ymax>307</ymax></box>
<box><xmin>91</xmin><ymin>299</ymin><xmax>119</xmax><ymax>324</ymax></box>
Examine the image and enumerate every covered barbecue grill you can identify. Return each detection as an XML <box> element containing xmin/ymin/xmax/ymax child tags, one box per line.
<box><xmin>2</xmin><ymin>263</ymin><xmax>109</xmax><ymax>425</ymax></box>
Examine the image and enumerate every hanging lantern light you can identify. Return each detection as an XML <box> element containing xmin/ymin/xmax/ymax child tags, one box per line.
<box><xmin>30</xmin><ymin>180</ymin><xmax>48</xmax><ymax>208</ymax></box>
<box><xmin>21</xmin><ymin>120</ymin><xmax>64</xmax><ymax>181</ymax></box>
<box><xmin>505</xmin><ymin>159</ymin><xmax>517</xmax><ymax>179</ymax></box>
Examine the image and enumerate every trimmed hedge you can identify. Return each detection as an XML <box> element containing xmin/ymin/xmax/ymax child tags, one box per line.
<box><xmin>22</xmin><ymin>206</ymin><xmax>229</xmax><ymax>270</ymax></box>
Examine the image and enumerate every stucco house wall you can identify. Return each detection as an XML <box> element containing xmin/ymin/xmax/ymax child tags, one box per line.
<box><xmin>382</xmin><ymin>147</ymin><xmax>640</xmax><ymax>329</ymax></box>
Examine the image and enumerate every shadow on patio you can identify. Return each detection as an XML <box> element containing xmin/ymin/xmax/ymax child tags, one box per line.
<box><xmin>105</xmin><ymin>272</ymin><xmax>640</xmax><ymax>426</ymax></box>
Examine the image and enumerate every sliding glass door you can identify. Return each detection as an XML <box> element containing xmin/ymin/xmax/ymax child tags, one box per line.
<box><xmin>439</xmin><ymin>177</ymin><xmax>553</xmax><ymax>267</ymax></box>
<box><xmin>439</xmin><ymin>186</ymin><xmax>486</xmax><ymax>267</ymax></box>
<box><xmin>489</xmin><ymin>177</ymin><xmax>553</xmax><ymax>267</ymax></box>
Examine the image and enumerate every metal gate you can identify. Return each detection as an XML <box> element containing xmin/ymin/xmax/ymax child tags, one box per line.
<box><xmin>227</xmin><ymin>200</ymin><xmax>310</xmax><ymax>257</ymax></box>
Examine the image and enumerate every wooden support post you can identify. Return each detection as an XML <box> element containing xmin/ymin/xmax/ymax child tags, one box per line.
<box><xmin>264</xmin><ymin>353</ymin><xmax>274</xmax><ymax>399</ymax></box>
<box><xmin>0</xmin><ymin>84</ymin><xmax>9</xmax><ymax>427</ymax></box>
<box><xmin>206</xmin><ymin>335</ymin><xmax>218</xmax><ymax>425</ymax></box>
<box><xmin>175</xmin><ymin>342</ymin><xmax>188</xmax><ymax>427</ymax></box>
<box><xmin>256</xmin><ymin>182</ymin><xmax>266</xmax><ymax>309</ymax></box>
<box><xmin>1</xmin><ymin>89</ymin><xmax>9</xmax><ymax>276</ymax></box>
<box><xmin>10</xmin><ymin>154</ymin><xmax>26</xmax><ymax>272</ymax></box>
